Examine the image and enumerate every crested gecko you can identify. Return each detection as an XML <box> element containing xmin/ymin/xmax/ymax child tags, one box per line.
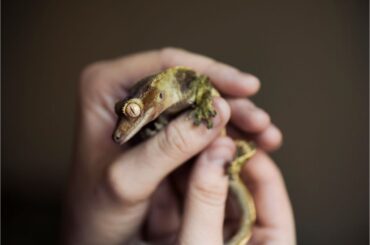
<box><xmin>113</xmin><ymin>66</ymin><xmax>256</xmax><ymax>245</ymax></box>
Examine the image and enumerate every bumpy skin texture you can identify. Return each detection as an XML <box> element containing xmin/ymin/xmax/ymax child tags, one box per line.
<box><xmin>113</xmin><ymin>66</ymin><xmax>256</xmax><ymax>245</ymax></box>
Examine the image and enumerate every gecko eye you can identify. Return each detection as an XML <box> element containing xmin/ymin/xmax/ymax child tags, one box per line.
<box><xmin>158</xmin><ymin>92</ymin><xmax>164</xmax><ymax>100</ymax></box>
<box><xmin>122</xmin><ymin>99</ymin><xmax>143</xmax><ymax>118</ymax></box>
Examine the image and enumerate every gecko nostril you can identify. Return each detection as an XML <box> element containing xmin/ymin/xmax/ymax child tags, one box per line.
<box><xmin>113</xmin><ymin>133</ymin><xmax>121</xmax><ymax>142</ymax></box>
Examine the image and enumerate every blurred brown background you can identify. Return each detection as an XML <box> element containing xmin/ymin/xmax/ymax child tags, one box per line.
<box><xmin>3</xmin><ymin>0</ymin><xmax>368</xmax><ymax>244</ymax></box>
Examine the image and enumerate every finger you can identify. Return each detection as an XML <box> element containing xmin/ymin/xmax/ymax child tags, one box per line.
<box><xmin>161</xmin><ymin>48</ymin><xmax>260</xmax><ymax>96</ymax></box>
<box><xmin>80</xmin><ymin>50</ymin><xmax>162</xmax><ymax>91</ymax></box>
<box><xmin>179</xmin><ymin>137</ymin><xmax>236</xmax><ymax>245</ymax></box>
<box><xmin>169</xmin><ymin>160</ymin><xmax>194</xmax><ymax>211</ymax></box>
<box><xmin>145</xmin><ymin>179</ymin><xmax>180</xmax><ymax>244</ymax></box>
<box><xmin>228</xmin><ymin>98</ymin><xmax>271</xmax><ymax>133</ymax></box>
<box><xmin>81</xmin><ymin>48</ymin><xmax>260</xmax><ymax>98</ymax></box>
<box><xmin>242</xmin><ymin>151</ymin><xmax>295</xmax><ymax>240</ymax></box>
<box><xmin>105</xmin><ymin>97</ymin><xmax>231</xmax><ymax>204</ymax></box>
<box><xmin>225</xmin><ymin>124</ymin><xmax>282</xmax><ymax>154</ymax></box>
<box><xmin>253</xmin><ymin>125</ymin><xmax>283</xmax><ymax>151</ymax></box>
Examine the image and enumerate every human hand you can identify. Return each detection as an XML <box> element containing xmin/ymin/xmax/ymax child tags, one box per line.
<box><xmin>63</xmin><ymin>48</ymin><xmax>292</xmax><ymax>244</ymax></box>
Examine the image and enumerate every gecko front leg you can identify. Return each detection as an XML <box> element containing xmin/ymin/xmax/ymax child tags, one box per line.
<box><xmin>190</xmin><ymin>75</ymin><xmax>218</xmax><ymax>128</ymax></box>
<box><xmin>140</xmin><ymin>115</ymin><xmax>169</xmax><ymax>139</ymax></box>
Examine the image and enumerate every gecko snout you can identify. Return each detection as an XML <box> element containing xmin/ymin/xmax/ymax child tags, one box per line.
<box><xmin>113</xmin><ymin>130</ymin><xmax>122</xmax><ymax>143</ymax></box>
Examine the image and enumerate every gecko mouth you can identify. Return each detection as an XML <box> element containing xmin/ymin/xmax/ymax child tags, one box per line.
<box><xmin>113</xmin><ymin>108</ymin><xmax>155</xmax><ymax>145</ymax></box>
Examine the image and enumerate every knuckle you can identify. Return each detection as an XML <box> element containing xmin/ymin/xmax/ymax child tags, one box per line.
<box><xmin>160</xmin><ymin>47</ymin><xmax>184</xmax><ymax>66</ymax></box>
<box><xmin>160</xmin><ymin>46</ymin><xmax>182</xmax><ymax>57</ymax></box>
<box><xmin>274</xmin><ymin>129</ymin><xmax>283</xmax><ymax>146</ymax></box>
<box><xmin>159</xmin><ymin>122</ymin><xmax>190</xmax><ymax>158</ymax></box>
<box><xmin>79</xmin><ymin>61</ymin><xmax>109</xmax><ymax>91</ymax></box>
<box><xmin>104</xmin><ymin>164</ymin><xmax>148</xmax><ymax>205</ymax></box>
<box><xmin>190</xmin><ymin>178</ymin><xmax>227</xmax><ymax>207</ymax></box>
<box><xmin>270</xmin><ymin>163</ymin><xmax>284</xmax><ymax>182</ymax></box>
<box><xmin>80</xmin><ymin>62</ymin><xmax>104</xmax><ymax>82</ymax></box>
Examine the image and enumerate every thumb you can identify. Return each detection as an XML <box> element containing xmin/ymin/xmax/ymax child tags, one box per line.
<box><xmin>104</xmin><ymin>97</ymin><xmax>230</xmax><ymax>205</ymax></box>
<box><xmin>178</xmin><ymin>137</ymin><xmax>236</xmax><ymax>245</ymax></box>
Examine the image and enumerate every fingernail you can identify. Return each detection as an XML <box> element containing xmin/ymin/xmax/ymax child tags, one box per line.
<box><xmin>253</xmin><ymin>108</ymin><xmax>271</xmax><ymax>126</ymax></box>
<box><xmin>241</xmin><ymin>74</ymin><xmax>260</xmax><ymax>92</ymax></box>
<box><xmin>212</xmin><ymin>98</ymin><xmax>230</xmax><ymax>127</ymax></box>
<box><xmin>207</xmin><ymin>146</ymin><xmax>234</xmax><ymax>166</ymax></box>
<box><xmin>266</xmin><ymin>125</ymin><xmax>283</xmax><ymax>145</ymax></box>
<box><xmin>212</xmin><ymin>113</ymin><xmax>222</xmax><ymax>128</ymax></box>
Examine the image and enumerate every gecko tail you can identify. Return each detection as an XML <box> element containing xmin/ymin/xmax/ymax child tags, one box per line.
<box><xmin>226</xmin><ymin>140</ymin><xmax>257</xmax><ymax>245</ymax></box>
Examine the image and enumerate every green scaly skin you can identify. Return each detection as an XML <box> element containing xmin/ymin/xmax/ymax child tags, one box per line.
<box><xmin>113</xmin><ymin>66</ymin><xmax>256</xmax><ymax>245</ymax></box>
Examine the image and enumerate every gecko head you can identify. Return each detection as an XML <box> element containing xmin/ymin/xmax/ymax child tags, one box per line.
<box><xmin>112</xmin><ymin>88</ymin><xmax>168</xmax><ymax>145</ymax></box>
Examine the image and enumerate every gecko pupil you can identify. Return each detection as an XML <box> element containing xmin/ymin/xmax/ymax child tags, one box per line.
<box><xmin>125</xmin><ymin>102</ymin><xmax>141</xmax><ymax>117</ymax></box>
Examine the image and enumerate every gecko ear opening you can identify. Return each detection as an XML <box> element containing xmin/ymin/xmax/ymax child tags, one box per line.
<box><xmin>122</xmin><ymin>98</ymin><xmax>143</xmax><ymax>118</ymax></box>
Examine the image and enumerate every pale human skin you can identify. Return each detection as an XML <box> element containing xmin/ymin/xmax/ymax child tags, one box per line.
<box><xmin>64</xmin><ymin>48</ymin><xmax>296</xmax><ymax>245</ymax></box>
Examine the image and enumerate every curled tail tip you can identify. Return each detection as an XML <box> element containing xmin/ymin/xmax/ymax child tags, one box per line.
<box><xmin>235</xmin><ymin>140</ymin><xmax>257</xmax><ymax>158</ymax></box>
